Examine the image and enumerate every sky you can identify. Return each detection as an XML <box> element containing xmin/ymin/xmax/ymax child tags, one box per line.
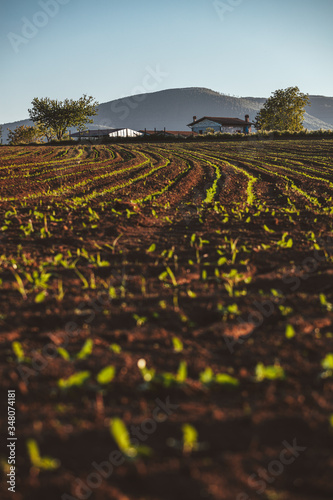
<box><xmin>1</xmin><ymin>0</ymin><xmax>333</xmax><ymax>124</ymax></box>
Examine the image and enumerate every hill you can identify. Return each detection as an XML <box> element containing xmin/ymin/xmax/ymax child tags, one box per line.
<box><xmin>2</xmin><ymin>88</ymin><xmax>333</xmax><ymax>143</ymax></box>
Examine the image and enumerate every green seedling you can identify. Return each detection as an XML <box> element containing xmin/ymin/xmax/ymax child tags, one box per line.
<box><xmin>321</xmin><ymin>353</ymin><xmax>333</xmax><ymax>378</ymax></box>
<box><xmin>255</xmin><ymin>363</ymin><xmax>285</xmax><ymax>382</ymax></box>
<box><xmin>263</xmin><ymin>225</ymin><xmax>275</xmax><ymax>233</ymax></box>
<box><xmin>35</xmin><ymin>291</ymin><xmax>47</xmax><ymax>303</ymax></box>
<box><xmin>138</xmin><ymin>359</ymin><xmax>187</xmax><ymax>388</ymax></box>
<box><xmin>109</xmin><ymin>418</ymin><xmax>152</xmax><ymax>459</ymax></box>
<box><xmin>12</xmin><ymin>271</ymin><xmax>27</xmax><ymax>299</ymax></box>
<box><xmin>58</xmin><ymin>371</ymin><xmax>91</xmax><ymax>389</ymax></box>
<box><xmin>218</xmin><ymin>303</ymin><xmax>240</xmax><ymax>320</ymax></box>
<box><xmin>199</xmin><ymin>367</ymin><xmax>239</xmax><ymax>387</ymax></box>
<box><xmin>12</xmin><ymin>341</ymin><xmax>30</xmax><ymax>363</ymax></box>
<box><xmin>285</xmin><ymin>324</ymin><xmax>296</xmax><ymax>339</ymax></box>
<box><xmin>133</xmin><ymin>314</ymin><xmax>147</xmax><ymax>327</ymax></box>
<box><xmin>182</xmin><ymin>424</ymin><xmax>199</xmax><ymax>455</ymax></box>
<box><xmin>276</xmin><ymin>233</ymin><xmax>293</xmax><ymax>248</ymax></box>
<box><xmin>172</xmin><ymin>336</ymin><xmax>183</xmax><ymax>353</ymax></box>
<box><xmin>110</xmin><ymin>343</ymin><xmax>122</xmax><ymax>354</ymax></box>
<box><xmin>279</xmin><ymin>305</ymin><xmax>293</xmax><ymax>317</ymax></box>
<box><xmin>57</xmin><ymin>339</ymin><xmax>93</xmax><ymax>361</ymax></box>
<box><xmin>26</xmin><ymin>439</ymin><xmax>60</xmax><ymax>471</ymax></box>
<box><xmin>96</xmin><ymin>365</ymin><xmax>116</xmax><ymax>385</ymax></box>
<box><xmin>147</xmin><ymin>243</ymin><xmax>156</xmax><ymax>253</ymax></box>
<box><xmin>76</xmin><ymin>338</ymin><xmax>94</xmax><ymax>360</ymax></box>
<box><xmin>319</xmin><ymin>294</ymin><xmax>333</xmax><ymax>312</ymax></box>
<box><xmin>25</xmin><ymin>269</ymin><xmax>52</xmax><ymax>291</ymax></box>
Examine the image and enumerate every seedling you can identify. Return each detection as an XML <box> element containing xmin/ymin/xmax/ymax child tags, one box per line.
<box><xmin>147</xmin><ymin>243</ymin><xmax>156</xmax><ymax>253</ymax></box>
<box><xmin>109</xmin><ymin>418</ymin><xmax>152</xmax><ymax>458</ymax></box>
<box><xmin>182</xmin><ymin>424</ymin><xmax>199</xmax><ymax>455</ymax></box>
<box><xmin>26</xmin><ymin>439</ymin><xmax>60</xmax><ymax>471</ymax></box>
<box><xmin>57</xmin><ymin>339</ymin><xmax>93</xmax><ymax>361</ymax></box>
<box><xmin>110</xmin><ymin>343</ymin><xmax>122</xmax><ymax>354</ymax></box>
<box><xmin>255</xmin><ymin>363</ymin><xmax>286</xmax><ymax>382</ymax></box>
<box><xmin>133</xmin><ymin>314</ymin><xmax>148</xmax><ymax>327</ymax></box>
<box><xmin>199</xmin><ymin>367</ymin><xmax>239</xmax><ymax>387</ymax></box>
<box><xmin>96</xmin><ymin>366</ymin><xmax>116</xmax><ymax>385</ymax></box>
<box><xmin>319</xmin><ymin>293</ymin><xmax>333</xmax><ymax>312</ymax></box>
<box><xmin>284</xmin><ymin>321</ymin><xmax>296</xmax><ymax>339</ymax></box>
<box><xmin>172</xmin><ymin>337</ymin><xmax>183</xmax><ymax>353</ymax></box>
<box><xmin>138</xmin><ymin>359</ymin><xmax>187</xmax><ymax>388</ymax></box>
<box><xmin>58</xmin><ymin>371</ymin><xmax>91</xmax><ymax>389</ymax></box>
<box><xmin>12</xmin><ymin>341</ymin><xmax>30</xmax><ymax>363</ymax></box>
<box><xmin>321</xmin><ymin>353</ymin><xmax>333</xmax><ymax>378</ymax></box>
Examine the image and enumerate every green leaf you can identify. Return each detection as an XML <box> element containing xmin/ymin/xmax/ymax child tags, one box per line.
<box><xmin>172</xmin><ymin>337</ymin><xmax>183</xmax><ymax>352</ymax></box>
<box><xmin>176</xmin><ymin>361</ymin><xmax>187</xmax><ymax>383</ymax></box>
<box><xmin>199</xmin><ymin>367</ymin><xmax>214</xmax><ymax>384</ymax></box>
<box><xmin>26</xmin><ymin>439</ymin><xmax>60</xmax><ymax>470</ymax></box>
<box><xmin>147</xmin><ymin>243</ymin><xmax>156</xmax><ymax>253</ymax></box>
<box><xmin>58</xmin><ymin>371</ymin><xmax>90</xmax><ymax>389</ymax></box>
<box><xmin>110</xmin><ymin>418</ymin><xmax>136</xmax><ymax>457</ymax></box>
<box><xmin>35</xmin><ymin>291</ymin><xmax>47</xmax><ymax>303</ymax></box>
<box><xmin>215</xmin><ymin>373</ymin><xmax>239</xmax><ymax>386</ymax></box>
<box><xmin>12</xmin><ymin>341</ymin><xmax>25</xmax><ymax>363</ymax></box>
<box><xmin>97</xmin><ymin>366</ymin><xmax>116</xmax><ymax>385</ymax></box>
<box><xmin>182</xmin><ymin>424</ymin><xmax>198</xmax><ymax>454</ymax></box>
<box><xmin>76</xmin><ymin>339</ymin><xmax>93</xmax><ymax>360</ymax></box>
<box><xmin>263</xmin><ymin>225</ymin><xmax>275</xmax><ymax>233</ymax></box>
<box><xmin>322</xmin><ymin>353</ymin><xmax>333</xmax><ymax>370</ymax></box>
<box><xmin>57</xmin><ymin>347</ymin><xmax>70</xmax><ymax>360</ymax></box>
<box><xmin>255</xmin><ymin>363</ymin><xmax>285</xmax><ymax>382</ymax></box>
<box><xmin>285</xmin><ymin>324</ymin><xmax>296</xmax><ymax>339</ymax></box>
<box><xmin>110</xmin><ymin>343</ymin><xmax>122</xmax><ymax>354</ymax></box>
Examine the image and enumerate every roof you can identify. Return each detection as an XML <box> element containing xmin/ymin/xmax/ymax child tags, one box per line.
<box><xmin>140</xmin><ymin>130</ymin><xmax>198</xmax><ymax>137</ymax></box>
<box><xmin>70</xmin><ymin>128</ymin><xmax>118</xmax><ymax>138</ymax></box>
<box><xmin>187</xmin><ymin>116</ymin><xmax>254</xmax><ymax>127</ymax></box>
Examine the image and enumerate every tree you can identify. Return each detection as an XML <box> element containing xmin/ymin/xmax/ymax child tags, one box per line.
<box><xmin>255</xmin><ymin>87</ymin><xmax>310</xmax><ymax>132</ymax></box>
<box><xmin>28</xmin><ymin>95</ymin><xmax>99</xmax><ymax>141</ymax></box>
<box><xmin>7</xmin><ymin>125</ymin><xmax>43</xmax><ymax>145</ymax></box>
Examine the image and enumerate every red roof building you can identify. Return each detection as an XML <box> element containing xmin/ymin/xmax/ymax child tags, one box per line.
<box><xmin>187</xmin><ymin>115</ymin><xmax>253</xmax><ymax>134</ymax></box>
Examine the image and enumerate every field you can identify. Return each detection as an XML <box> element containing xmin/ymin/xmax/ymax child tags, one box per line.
<box><xmin>1</xmin><ymin>140</ymin><xmax>333</xmax><ymax>500</ymax></box>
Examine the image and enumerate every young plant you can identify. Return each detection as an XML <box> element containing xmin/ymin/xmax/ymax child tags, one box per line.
<box><xmin>57</xmin><ymin>339</ymin><xmax>93</xmax><ymax>361</ymax></box>
<box><xmin>12</xmin><ymin>341</ymin><xmax>30</xmax><ymax>363</ymax></box>
<box><xmin>58</xmin><ymin>371</ymin><xmax>91</xmax><ymax>389</ymax></box>
<box><xmin>199</xmin><ymin>367</ymin><xmax>239</xmax><ymax>387</ymax></box>
<box><xmin>109</xmin><ymin>418</ymin><xmax>152</xmax><ymax>458</ymax></box>
<box><xmin>26</xmin><ymin>439</ymin><xmax>60</xmax><ymax>470</ymax></box>
<box><xmin>321</xmin><ymin>353</ymin><xmax>333</xmax><ymax>378</ymax></box>
<box><xmin>285</xmin><ymin>324</ymin><xmax>296</xmax><ymax>339</ymax></box>
<box><xmin>182</xmin><ymin>424</ymin><xmax>199</xmax><ymax>455</ymax></box>
<box><xmin>255</xmin><ymin>363</ymin><xmax>285</xmax><ymax>382</ymax></box>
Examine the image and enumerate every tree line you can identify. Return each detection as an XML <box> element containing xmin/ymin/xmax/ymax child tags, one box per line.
<box><xmin>2</xmin><ymin>87</ymin><xmax>311</xmax><ymax>145</ymax></box>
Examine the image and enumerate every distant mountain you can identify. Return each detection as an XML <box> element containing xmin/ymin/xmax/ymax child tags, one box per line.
<box><xmin>2</xmin><ymin>88</ymin><xmax>333</xmax><ymax>143</ymax></box>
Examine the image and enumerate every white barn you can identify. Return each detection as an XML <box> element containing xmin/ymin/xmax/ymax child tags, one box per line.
<box><xmin>187</xmin><ymin>115</ymin><xmax>253</xmax><ymax>135</ymax></box>
<box><xmin>70</xmin><ymin>128</ymin><xmax>142</xmax><ymax>140</ymax></box>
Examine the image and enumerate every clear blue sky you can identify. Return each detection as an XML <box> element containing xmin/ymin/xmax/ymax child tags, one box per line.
<box><xmin>1</xmin><ymin>0</ymin><xmax>333</xmax><ymax>123</ymax></box>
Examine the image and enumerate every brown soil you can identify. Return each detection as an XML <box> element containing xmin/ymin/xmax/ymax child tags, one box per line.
<box><xmin>0</xmin><ymin>141</ymin><xmax>333</xmax><ymax>500</ymax></box>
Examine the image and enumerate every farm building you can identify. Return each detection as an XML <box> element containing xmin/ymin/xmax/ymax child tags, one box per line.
<box><xmin>140</xmin><ymin>129</ymin><xmax>198</xmax><ymax>138</ymax></box>
<box><xmin>70</xmin><ymin>128</ymin><xmax>143</xmax><ymax>140</ymax></box>
<box><xmin>187</xmin><ymin>115</ymin><xmax>253</xmax><ymax>134</ymax></box>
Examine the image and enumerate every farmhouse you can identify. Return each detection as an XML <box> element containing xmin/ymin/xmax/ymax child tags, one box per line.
<box><xmin>70</xmin><ymin>128</ymin><xmax>142</xmax><ymax>140</ymax></box>
<box><xmin>187</xmin><ymin>115</ymin><xmax>253</xmax><ymax>134</ymax></box>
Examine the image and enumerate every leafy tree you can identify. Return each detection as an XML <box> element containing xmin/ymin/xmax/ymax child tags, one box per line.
<box><xmin>255</xmin><ymin>87</ymin><xmax>310</xmax><ymax>132</ymax></box>
<box><xmin>28</xmin><ymin>95</ymin><xmax>99</xmax><ymax>141</ymax></box>
<box><xmin>7</xmin><ymin>125</ymin><xmax>43</xmax><ymax>145</ymax></box>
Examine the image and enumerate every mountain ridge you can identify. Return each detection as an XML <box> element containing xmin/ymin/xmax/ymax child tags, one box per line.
<box><xmin>2</xmin><ymin>87</ymin><xmax>333</xmax><ymax>143</ymax></box>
